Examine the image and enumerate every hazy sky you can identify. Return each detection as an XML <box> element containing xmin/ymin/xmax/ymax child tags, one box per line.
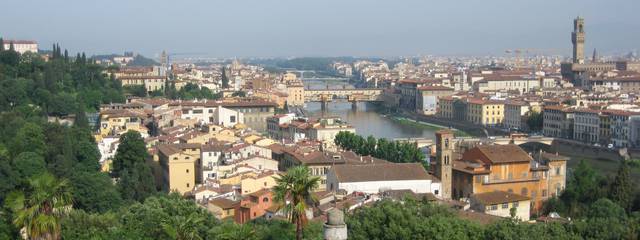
<box><xmin>2</xmin><ymin>0</ymin><xmax>639</xmax><ymax>58</ymax></box>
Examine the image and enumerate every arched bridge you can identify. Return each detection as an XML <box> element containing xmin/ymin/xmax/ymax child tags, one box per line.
<box><xmin>304</xmin><ymin>88</ymin><xmax>384</xmax><ymax>103</ymax></box>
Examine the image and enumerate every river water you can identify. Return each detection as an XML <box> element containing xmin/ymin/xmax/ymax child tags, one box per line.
<box><xmin>302</xmin><ymin>79</ymin><xmax>438</xmax><ymax>140</ymax></box>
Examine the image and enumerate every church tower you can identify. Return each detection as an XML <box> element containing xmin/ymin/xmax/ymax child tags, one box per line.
<box><xmin>572</xmin><ymin>16</ymin><xmax>585</xmax><ymax>64</ymax></box>
<box><xmin>434</xmin><ymin>130</ymin><xmax>453</xmax><ymax>199</ymax></box>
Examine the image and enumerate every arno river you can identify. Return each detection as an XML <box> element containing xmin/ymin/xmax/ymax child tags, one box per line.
<box><xmin>302</xmin><ymin>79</ymin><xmax>438</xmax><ymax>140</ymax></box>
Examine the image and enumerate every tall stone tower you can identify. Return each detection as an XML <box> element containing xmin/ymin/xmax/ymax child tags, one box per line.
<box><xmin>572</xmin><ymin>16</ymin><xmax>585</xmax><ymax>64</ymax></box>
<box><xmin>434</xmin><ymin>130</ymin><xmax>453</xmax><ymax>199</ymax></box>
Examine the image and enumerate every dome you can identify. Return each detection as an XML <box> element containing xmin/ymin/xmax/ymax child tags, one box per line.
<box><xmin>327</xmin><ymin>208</ymin><xmax>345</xmax><ymax>225</ymax></box>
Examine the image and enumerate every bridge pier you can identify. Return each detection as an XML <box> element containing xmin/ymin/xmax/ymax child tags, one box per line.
<box><xmin>351</xmin><ymin>101</ymin><xmax>358</xmax><ymax>110</ymax></box>
<box><xmin>321</xmin><ymin>101</ymin><xmax>328</xmax><ymax>111</ymax></box>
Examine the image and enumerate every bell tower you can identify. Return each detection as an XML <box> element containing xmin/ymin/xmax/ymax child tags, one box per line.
<box><xmin>572</xmin><ymin>16</ymin><xmax>585</xmax><ymax>64</ymax></box>
<box><xmin>435</xmin><ymin>130</ymin><xmax>453</xmax><ymax>199</ymax></box>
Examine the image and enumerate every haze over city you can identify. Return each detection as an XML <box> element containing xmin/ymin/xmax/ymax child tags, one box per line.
<box><xmin>2</xmin><ymin>1</ymin><xmax>640</xmax><ymax>239</ymax></box>
<box><xmin>2</xmin><ymin>0</ymin><xmax>640</xmax><ymax>57</ymax></box>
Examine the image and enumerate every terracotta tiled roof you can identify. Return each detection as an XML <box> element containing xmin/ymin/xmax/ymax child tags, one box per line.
<box><xmin>208</xmin><ymin>198</ymin><xmax>238</xmax><ymax>209</ymax></box>
<box><xmin>332</xmin><ymin>163</ymin><xmax>434</xmax><ymax>182</ymax></box>
<box><xmin>472</xmin><ymin>145</ymin><xmax>532</xmax><ymax>164</ymax></box>
<box><xmin>472</xmin><ymin>191</ymin><xmax>530</xmax><ymax>205</ymax></box>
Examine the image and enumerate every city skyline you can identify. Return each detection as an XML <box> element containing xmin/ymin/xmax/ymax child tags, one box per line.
<box><xmin>2</xmin><ymin>0</ymin><xmax>640</xmax><ymax>58</ymax></box>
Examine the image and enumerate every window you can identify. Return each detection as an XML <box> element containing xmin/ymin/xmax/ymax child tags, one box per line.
<box><xmin>531</xmin><ymin>190</ymin><xmax>537</xmax><ymax>199</ymax></box>
<box><xmin>502</xmin><ymin>203</ymin><xmax>509</xmax><ymax>209</ymax></box>
<box><xmin>230</xmin><ymin>116</ymin><xmax>236</xmax><ymax>123</ymax></box>
<box><xmin>542</xmin><ymin>189</ymin><xmax>548</xmax><ymax>197</ymax></box>
<box><xmin>513</xmin><ymin>201</ymin><xmax>519</xmax><ymax>208</ymax></box>
<box><xmin>186</xmin><ymin>169</ymin><xmax>189</xmax><ymax>173</ymax></box>
<box><xmin>521</xmin><ymin>188</ymin><xmax>528</xmax><ymax>196</ymax></box>
<box><xmin>186</xmin><ymin>183</ymin><xmax>190</xmax><ymax>188</ymax></box>
<box><xmin>507</xmin><ymin>188</ymin><xmax>513</xmax><ymax>193</ymax></box>
<box><xmin>490</xmin><ymin>205</ymin><xmax>498</xmax><ymax>211</ymax></box>
<box><xmin>555</xmin><ymin>167</ymin><xmax>561</xmax><ymax>175</ymax></box>
<box><xmin>475</xmin><ymin>175</ymin><xmax>482</xmax><ymax>183</ymax></box>
<box><xmin>263</xmin><ymin>197</ymin><xmax>269</xmax><ymax>203</ymax></box>
<box><xmin>193</xmin><ymin>109</ymin><xmax>203</xmax><ymax>114</ymax></box>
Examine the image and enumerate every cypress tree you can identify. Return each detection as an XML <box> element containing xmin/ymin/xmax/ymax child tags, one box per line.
<box><xmin>221</xmin><ymin>66</ymin><xmax>229</xmax><ymax>89</ymax></box>
<box><xmin>609</xmin><ymin>161</ymin><xmax>633</xmax><ymax>211</ymax></box>
<box><xmin>81</xmin><ymin>52</ymin><xmax>86</xmax><ymax>64</ymax></box>
<box><xmin>64</xmin><ymin>49</ymin><xmax>69</xmax><ymax>62</ymax></box>
<box><xmin>56</xmin><ymin>43</ymin><xmax>61</xmax><ymax>58</ymax></box>
<box><xmin>0</xmin><ymin>37</ymin><xmax>4</xmax><ymax>51</ymax></box>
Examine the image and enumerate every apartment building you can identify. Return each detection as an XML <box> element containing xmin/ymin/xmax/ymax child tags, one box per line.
<box><xmin>286</xmin><ymin>81</ymin><xmax>305</xmax><ymax>106</ymax></box>
<box><xmin>466</xmin><ymin>98</ymin><xmax>505</xmax><ymax>126</ymax></box>
<box><xmin>573</xmin><ymin>108</ymin><xmax>601</xmax><ymax>144</ymax></box>
<box><xmin>607</xmin><ymin>110</ymin><xmax>640</xmax><ymax>148</ymax></box>
<box><xmin>171</xmin><ymin>99</ymin><xmax>276</xmax><ymax>132</ymax></box>
<box><xmin>179</xmin><ymin>105</ymin><xmax>244</xmax><ymax>128</ymax></box>
<box><xmin>416</xmin><ymin>86</ymin><xmax>454</xmax><ymax>115</ymax></box>
<box><xmin>157</xmin><ymin>143</ymin><xmax>202</xmax><ymax>194</ymax></box>
<box><xmin>470</xmin><ymin>191</ymin><xmax>531</xmax><ymax>221</ymax></box>
<box><xmin>2</xmin><ymin>40</ymin><xmax>38</xmax><ymax>54</ymax></box>
<box><xmin>98</xmin><ymin>109</ymin><xmax>148</xmax><ymax>137</ymax></box>
<box><xmin>503</xmin><ymin>101</ymin><xmax>531</xmax><ymax>131</ymax></box>
<box><xmin>449</xmin><ymin>145</ymin><xmax>567</xmax><ymax>213</ymax></box>
<box><xmin>543</xmin><ymin>105</ymin><xmax>574</xmax><ymax>139</ymax></box>
<box><xmin>473</xmin><ymin>75</ymin><xmax>540</xmax><ymax>93</ymax></box>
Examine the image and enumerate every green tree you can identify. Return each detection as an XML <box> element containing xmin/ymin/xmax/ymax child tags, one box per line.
<box><xmin>347</xmin><ymin>198</ymin><xmax>483</xmax><ymax>240</ymax></box>
<box><xmin>112</xmin><ymin>131</ymin><xmax>148</xmax><ymax>177</ymax></box>
<box><xmin>11</xmin><ymin>122</ymin><xmax>46</xmax><ymax>157</ymax></box>
<box><xmin>112</xmin><ymin>131</ymin><xmax>156</xmax><ymax>201</ymax></box>
<box><xmin>74</xmin><ymin>108</ymin><xmax>89</xmax><ymax>129</ymax></box>
<box><xmin>119</xmin><ymin>193</ymin><xmax>218</xmax><ymax>239</ymax></box>
<box><xmin>124</xmin><ymin>85</ymin><xmax>147</xmax><ymax>97</ymax></box>
<box><xmin>526</xmin><ymin>111</ymin><xmax>544</xmax><ymax>132</ymax></box>
<box><xmin>0</xmin><ymin>156</ymin><xmax>18</xmax><ymax>202</ymax></box>
<box><xmin>211</xmin><ymin>221</ymin><xmax>257</xmax><ymax>240</ymax></box>
<box><xmin>12</xmin><ymin>151</ymin><xmax>47</xmax><ymax>179</ymax></box>
<box><xmin>231</xmin><ymin>91</ymin><xmax>246</xmax><ymax>97</ymax></box>
<box><xmin>5</xmin><ymin>173</ymin><xmax>73</xmax><ymax>240</ymax></box>
<box><xmin>608</xmin><ymin>161</ymin><xmax>633</xmax><ymax>212</ymax></box>
<box><xmin>61</xmin><ymin>210</ymin><xmax>128</xmax><ymax>239</ymax></box>
<box><xmin>162</xmin><ymin>212</ymin><xmax>206</xmax><ymax>240</ymax></box>
<box><xmin>559</xmin><ymin>160</ymin><xmax>607</xmax><ymax>217</ymax></box>
<box><xmin>576</xmin><ymin>198</ymin><xmax>629</xmax><ymax>240</ymax></box>
<box><xmin>221</xmin><ymin>67</ymin><xmax>229</xmax><ymax>89</ymax></box>
<box><xmin>69</xmin><ymin>171</ymin><xmax>122</xmax><ymax>213</ymax></box>
<box><xmin>273</xmin><ymin>166</ymin><xmax>321</xmax><ymax>240</ymax></box>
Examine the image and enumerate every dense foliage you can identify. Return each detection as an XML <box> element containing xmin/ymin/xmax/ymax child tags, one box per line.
<box><xmin>348</xmin><ymin>197</ymin><xmax>640</xmax><ymax>240</ymax></box>
<box><xmin>166</xmin><ymin>82</ymin><xmax>222</xmax><ymax>100</ymax></box>
<box><xmin>128</xmin><ymin>54</ymin><xmax>159</xmax><ymax>67</ymax></box>
<box><xmin>0</xmin><ymin>42</ymin><xmax>124</xmax><ymax>115</ymax></box>
<box><xmin>526</xmin><ymin>111</ymin><xmax>544</xmax><ymax>132</ymax></box>
<box><xmin>334</xmin><ymin>131</ymin><xmax>426</xmax><ymax>168</ymax></box>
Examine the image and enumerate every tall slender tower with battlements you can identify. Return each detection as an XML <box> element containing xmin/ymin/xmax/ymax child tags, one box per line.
<box><xmin>572</xmin><ymin>17</ymin><xmax>585</xmax><ymax>64</ymax></box>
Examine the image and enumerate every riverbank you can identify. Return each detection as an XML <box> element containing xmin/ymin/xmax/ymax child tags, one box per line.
<box><xmin>389</xmin><ymin>117</ymin><xmax>471</xmax><ymax>137</ymax></box>
<box><xmin>369</xmin><ymin>103</ymin><xmax>473</xmax><ymax>137</ymax></box>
